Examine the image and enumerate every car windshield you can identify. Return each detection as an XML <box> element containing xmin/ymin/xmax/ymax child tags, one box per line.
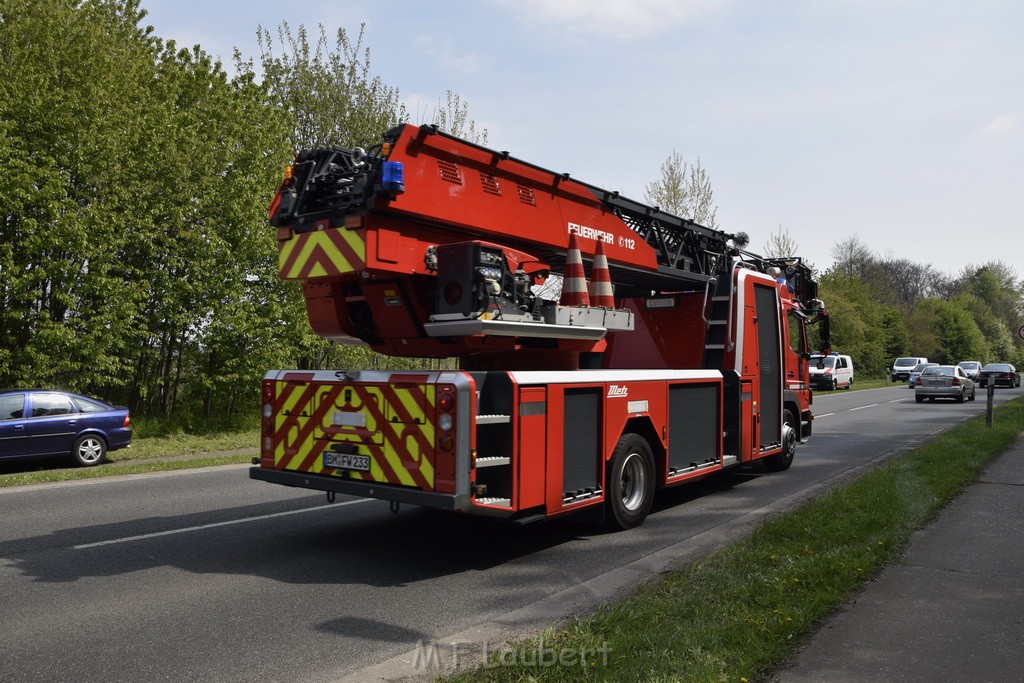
<box><xmin>895</xmin><ymin>359</ymin><xmax>918</xmax><ymax>367</ymax></box>
<box><xmin>983</xmin><ymin>364</ymin><xmax>1011</xmax><ymax>372</ymax></box>
<box><xmin>912</xmin><ymin>363</ymin><xmax>930</xmax><ymax>372</ymax></box>
<box><xmin>922</xmin><ymin>367</ymin><xmax>953</xmax><ymax>376</ymax></box>
<box><xmin>812</xmin><ymin>356</ymin><xmax>835</xmax><ymax>367</ymax></box>
<box><xmin>959</xmin><ymin>362</ymin><xmax>979</xmax><ymax>369</ymax></box>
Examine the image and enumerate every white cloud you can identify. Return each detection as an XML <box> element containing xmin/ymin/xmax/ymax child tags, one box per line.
<box><xmin>980</xmin><ymin>114</ymin><xmax>1018</xmax><ymax>135</ymax></box>
<box><xmin>494</xmin><ymin>0</ymin><xmax>722</xmax><ymax>39</ymax></box>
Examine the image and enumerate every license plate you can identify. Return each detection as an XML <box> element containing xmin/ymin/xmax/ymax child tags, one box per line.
<box><xmin>324</xmin><ymin>452</ymin><xmax>371</xmax><ymax>471</ymax></box>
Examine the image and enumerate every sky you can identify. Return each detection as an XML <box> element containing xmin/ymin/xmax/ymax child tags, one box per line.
<box><xmin>142</xmin><ymin>0</ymin><xmax>1023</xmax><ymax>278</ymax></box>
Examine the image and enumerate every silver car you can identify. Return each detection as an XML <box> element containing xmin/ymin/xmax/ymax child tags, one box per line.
<box><xmin>914</xmin><ymin>365</ymin><xmax>976</xmax><ymax>403</ymax></box>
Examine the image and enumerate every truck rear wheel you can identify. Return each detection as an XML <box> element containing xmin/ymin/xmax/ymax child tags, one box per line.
<box><xmin>763</xmin><ymin>409</ymin><xmax>797</xmax><ymax>472</ymax></box>
<box><xmin>604</xmin><ymin>434</ymin><xmax>655</xmax><ymax>530</ymax></box>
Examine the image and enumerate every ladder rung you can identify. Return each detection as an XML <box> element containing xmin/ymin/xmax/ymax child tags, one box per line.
<box><xmin>475</xmin><ymin>497</ymin><xmax>511</xmax><ymax>507</ymax></box>
<box><xmin>475</xmin><ymin>456</ymin><xmax>511</xmax><ymax>468</ymax></box>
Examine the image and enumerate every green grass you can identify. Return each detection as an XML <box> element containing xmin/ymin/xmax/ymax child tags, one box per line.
<box><xmin>447</xmin><ymin>397</ymin><xmax>1024</xmax><ymax>682</ymax></box>
<box><xmin>110</xmin><ymin>429</ymin><xmax>257</xmax><ymax>459</ymax></box>
<box><xmin>0</xmin><ymin>429</ymin><xmax>257</xmax><ymax>488</ymax></box>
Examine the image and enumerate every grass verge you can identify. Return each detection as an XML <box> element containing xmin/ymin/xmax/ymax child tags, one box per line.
<box><xmin>0</xmin><ymin>430</ymin><xmax>257</xmax><ymax>488</ymax></box>
<box><xmin>111</xmin><ymin>429</ymin><xmax>257</xmax><ymax>459</ymax></box>
<box><xmin>447</xmin><ymin>397</ymin><xmax>1024</xmax><ymax>682</ymax></box>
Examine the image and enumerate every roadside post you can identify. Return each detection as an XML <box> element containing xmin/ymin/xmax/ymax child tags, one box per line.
<box><xmin>986</xmin><ymin>382</ymin><xmax>995</xmax><ymax>427</ymax></box>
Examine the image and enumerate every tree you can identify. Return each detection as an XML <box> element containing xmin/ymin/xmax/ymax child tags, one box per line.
<box><xmin>644</xmin><ymin>150</ymin><xmax>718</xmax><ymax>228</ymax></box>
<box><xmin>828</xmin><ymin>234</ymin><xmax>875</xmax><ymax>281</ymax></box>
<box><xmin>908</xmin><ymin>298</ymin><xmax>986</xmax><ymax>365</ymax></box>
<box><xmin>871</xmin><ymin>257</ymin><xmax>949</xmax><ymax>312</ymax></box>
<box><xmin>429</xmin><ymin>90</ymin><xmax>488</xmax><ymax>144</ymax></box>
<box><xmin>0</xmin><ymin>0</ymin><xmax>159</xmax><ymax>389</ymax></box>
<box><xmin>949</xmin><ymin>262</ymin><xmax>1024</xmax><ymax>365</ymax></box>
<box><xmin>762</xmin><ymin>225</ymin><xmax>799</xmax><ymax>258</ymax></box>
<box><xmin>239</xmin><ymin>22</ymin><xmax>408</xmax><ymax>151</ymax></box>
<box><xmin>0</xmin><ymin>0</ymin><xmax>295</xmax><ymax>424</ymax></box>
<box><xmin>818</xmin><ymin>272</ymin><xmax>906</xmax><ymax>377</ymax></box>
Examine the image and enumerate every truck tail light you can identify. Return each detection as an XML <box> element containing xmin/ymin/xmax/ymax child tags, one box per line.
<box><xmin>261</xmin><ymin>380</ymin><xmax>275</xmax><ymax>458</ymax></box>
<box><xmin>438</xmin><ymin>387</ymin><xmax>455</xmax><ymax>412</ymax></box>
<box><xmin>436</xmin><ymin>386</ymin><xmax>456</xmax><ymax>453</ymax></box>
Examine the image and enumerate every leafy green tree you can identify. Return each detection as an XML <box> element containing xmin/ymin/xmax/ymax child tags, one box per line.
<box><xmin>0</xmin><ymin>0</ymin><xmax>294</xmax><ymax>424</ymax></box>
<box><xmin>137</xmin><ymin>44</ymin><xmax>293</xmax><ymax>419</ymax></box>
<box><xmin>949</xmin><ymin>262</ymin><xmax>1024</xmax><ymax>365</ymax></box>
<box><xmin>818</xmin><ymin>273</ymin><xmax>906</xmax><ymax>377</ymax></box>
<box><xmin>0</xmin><ymin>0</ymin><xmax>157</xmax><ymax>390</ymax></box>
<box><xmin>879</xmin><ymin>307</ymin><xmax>911</xmax><ymax>362</ymax></box>
<box><xmin>908</xmin><ymin>298</ymin><xmax>986</xmax><ymax>365</ymax></box>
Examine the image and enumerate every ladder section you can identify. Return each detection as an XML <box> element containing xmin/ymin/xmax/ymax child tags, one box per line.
<box><xmin>703</xmin><ymin>269</ymin><xmax>735</xmax><ymax>369</ymax></box>
<box><xmin>596</xmin><ymin>191</ymin><xmax>732</xmax><ymax>281</ymax></box>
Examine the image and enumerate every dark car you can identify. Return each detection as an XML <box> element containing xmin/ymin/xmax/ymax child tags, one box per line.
<box><xmin>0</xmin><ymin>390</ymin><xmax>132</xmax><ymax>466</ymax></box>
<box><xmin>978</xmin><ymin>363</ymin><xmax>1021</xmax><ymax>388</ymax></box>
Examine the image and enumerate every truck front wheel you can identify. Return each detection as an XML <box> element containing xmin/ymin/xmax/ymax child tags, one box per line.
<box><xmin>763</xmin><ymin>409</ymin><xmax>797</xmax><ymax>472</ymax></box>
<box><xmin>604</xmin><ymin>434</ymin><xmax>656</xmax><ymax>531</ymax></box>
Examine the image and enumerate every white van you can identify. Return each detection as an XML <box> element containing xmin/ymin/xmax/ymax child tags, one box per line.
<box><xmin>810</xmin><ymin>353</ymin><xmax>854</xmax><ymax>390</ymax></box>
<box><xmin>892</xmin><ymin>356</ymin><xmax>928</xmax><ymax>383</ymax></box>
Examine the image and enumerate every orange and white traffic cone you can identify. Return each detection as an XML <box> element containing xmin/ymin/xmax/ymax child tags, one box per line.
<box><xmin>559</xmin><ymin>230</ymin><xmax>590</xmax><ymax>307</ymax></box>
<box><xmin>588</xmin><ymin>240</ymin><xmax>615</xmax><ymax>308</ymax></box>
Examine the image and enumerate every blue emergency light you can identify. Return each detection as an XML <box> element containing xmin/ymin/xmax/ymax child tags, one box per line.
<box><xmin>382</xmin><ymin>161</ymin><xmax>404</xmax><ymax>193</ymax></box>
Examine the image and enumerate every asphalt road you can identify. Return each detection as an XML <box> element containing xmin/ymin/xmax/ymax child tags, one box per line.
<box><xmin>1</xmin><ymin>384</ymin><xmax>1020</xmax><ymax>682</ymax></box>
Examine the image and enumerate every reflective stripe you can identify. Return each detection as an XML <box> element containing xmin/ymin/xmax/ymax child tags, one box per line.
<box><xmin>278</xmin><ymin>229</ymin><xmax>366</xmax><ymax>280</ymax></box>
<box><xmin>268</xmin><ymin>377</ymin><xmax>436</xmax><ymax>489</ymax></box>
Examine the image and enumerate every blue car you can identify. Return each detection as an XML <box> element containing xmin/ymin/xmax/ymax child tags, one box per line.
<box><xmin>0</xmin><ymin>390</ymin><xmax>133</xmax><ymax>466</ymax></box>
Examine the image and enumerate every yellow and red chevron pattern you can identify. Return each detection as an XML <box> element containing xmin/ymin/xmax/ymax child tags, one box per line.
<box><xmin>269</xmin><ymin>375</ymin><xmax>436</xmax><ymax>490</ymax></box>
<box><xmin>278</xmin><ymin>228</ymin><xmax>366</xmax><ymax>280</ymax></box>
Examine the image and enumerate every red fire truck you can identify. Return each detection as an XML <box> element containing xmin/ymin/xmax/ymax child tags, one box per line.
<box><xmin>251</xmin><ymin>124</ymin><xmax>830</xmax><ymax>529</ymax></box>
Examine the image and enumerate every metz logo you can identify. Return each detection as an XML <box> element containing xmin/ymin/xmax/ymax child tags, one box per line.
<box><xmin>607</xmin><ymin>385</ymin><xmax>629</xmax><ymax>398</ymax></box>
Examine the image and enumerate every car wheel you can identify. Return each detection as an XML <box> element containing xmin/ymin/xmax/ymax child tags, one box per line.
<box><xmin>846</xmin><ymin>378</ymin><xmax>852</xmax><ymax>390</ymax></box>
<box><xmin>915</xmin><ymin>395</ymin><xmax>924</xmax><ymax>403</ymax></box>
<box><xmin>831</xmin><ymin>378</ymin><xmax>837</xmax><ymax>391</ymax></box>
<box><xmin>969</xmin><ymin>388</ymin><xmax>976</xmax><ymax>401</ymax></box>
<box><xmin>604</xmin><ymin>434</ymin><xmax>656</xmax><ymax>530</ymax></box>
<box><xmin>71</xmin><ymin>435</ymin><xmax>107</xmax><ymax>467</ymax></box>
<box><xmin>956</xmin><ymin>389</ymin><xmax>965</xmax><ymax>403</ymax></box>
<box><xmin>764</xmin><ymin>409</ymin><xmax>798</xmax><ymax>472</ymax></box>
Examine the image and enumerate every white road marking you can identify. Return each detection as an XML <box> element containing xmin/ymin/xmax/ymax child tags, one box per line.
<box><xmin>889</xmin><ymin>398</ymin><xmax>911</xmax><ymax>403</ymax></box>
<box><xmin>73</xmin><ymin>498</ymin><xmax>371</xmax><ymax>550</ymax></box>
<box><xmin>816</xmin><ymin>413</ymin><xmax>834</xmax><ymax>418</ymax></box>
<box><xmin>850</xmin><ymin>404</ymin><xmax>878</xmax><ymax>411</ymax></box>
